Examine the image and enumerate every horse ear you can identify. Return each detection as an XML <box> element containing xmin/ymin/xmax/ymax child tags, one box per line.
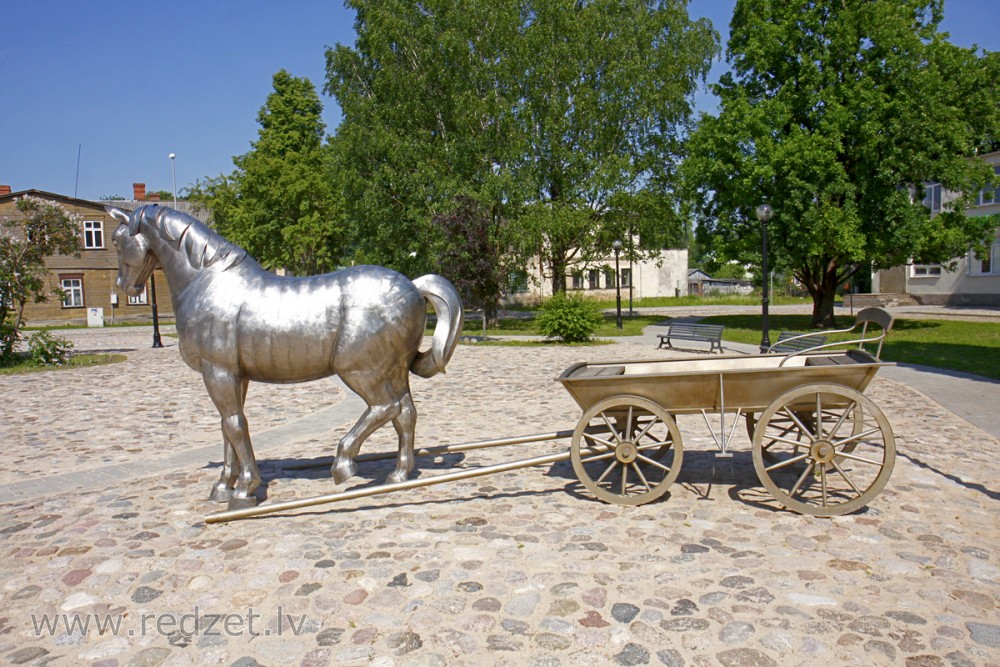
<box><xmin>106</xmin><ymin>206</ymin><xmax>129</xmax><ymax>225</ymax></box>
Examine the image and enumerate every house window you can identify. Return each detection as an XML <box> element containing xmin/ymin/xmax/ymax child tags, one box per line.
<box><xmin>620</xmin><ymin>268</ymin><xmax>632</xmax><ymax>288</ymax></box>
<box><xmin>922</xmin><ymin>183</ymin><xmax>942</xmax><ymax>213</ymax></box>
<box><xmin>588</xmin><ymin>269</ymin><xmax>600</xmax><ymax>289</ymax></box>
<box><xmin>60</xmin><ymin>275</ymin><xmax>84</xmax><ymax>307</ymax></box>
<box><xmin>507</xmin><ymin>270</ymin><xmax>528</xmax><ymax>294</ymax></box>
<box><xmin>83</xmin><ymin>220</ymin><xmax>104</xmax><ymax>249</ymax></box>
<box><xmin>977</xmin><ymin>167</ymin><xmax>1000</xmax><ymax>206</ymax></box>
<box><xmin>571</xmin><ymin>272</ymin><xmax>583</xmax><ymax>290</ymax></box>
<box><xmin>969</xmin><ymin>243</ymin><xmax>1000</xmax><ymax>275</ymax></box>
<box><xmin>603</xmin><ymin>266</ymin><xmax>616</xmax><ymax>288</ymax></box>
<box><xmin>911</xmin><ymin>264</ymin><xmax>942</xmax><ymax>277</ymax></box>
<box><xmin>127</xmin><ymin>283</ymin><xmax>149</xmax><ymax>305</ymax></box>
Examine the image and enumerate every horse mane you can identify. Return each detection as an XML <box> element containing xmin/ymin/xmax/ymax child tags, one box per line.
<box><xmin>132</xmin><ymin>205</ymin><xmax>247</xmax><ymax>272</ymax></box>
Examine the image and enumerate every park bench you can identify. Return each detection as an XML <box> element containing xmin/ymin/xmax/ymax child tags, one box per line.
<box><xmin>770</xmin><ymin>331</ymin><xmax>827</xmax><ymax>354</ymax></box>
<box><xmin>657</xmin><ymin>322</ymin><xmax>724</xmax><ymax>354</ymax></box>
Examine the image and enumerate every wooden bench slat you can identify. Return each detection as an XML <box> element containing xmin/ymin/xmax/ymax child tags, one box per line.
<box><xmin>657</xmin><ymin>323</ymin><xmax>724</xmax><ymax>354</ymax></box>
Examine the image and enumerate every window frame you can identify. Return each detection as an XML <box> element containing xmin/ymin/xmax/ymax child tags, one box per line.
<box><xmin>620</xmin><ymin>268</ymin><xmax>632</xmax><ymax>288</ymax></box>
<box><xmin>60</xmin><ymin>274</ymin><xmax>85</xmax><ymax>308</ymax></box>
<box><xmin>127</xmin><ymin>282</ymin><xmax>149</xmax><ymax>305</ymax></box>
<box><xmin>587</xmin><ymin>269</ymin><xmax>600</xmax><ymax>290</ymax></box>
<box><xmin>910</xmin><ymin>264</ymin><xmax>942</xmax><ymax>278</ymax></box>
<box><xmin>922</xmin><ymin>182</ymin><xmax>942</xmax><ymax>213</ymax></box>
<box><xmin>969</xmin><ymin>243</ymin><xmax>1000</xmax><ymax>276</ymax></box>
<box><xmin>83</xmin><ymin>220</ymin><xmax>104</xmax><ymax>249</ymax></box>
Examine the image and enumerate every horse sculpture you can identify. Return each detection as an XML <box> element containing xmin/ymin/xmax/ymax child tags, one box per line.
<box><xmin>108</xmin><ymin>205</ymin><xmax>463</xmax><ymax>509</ymax></box>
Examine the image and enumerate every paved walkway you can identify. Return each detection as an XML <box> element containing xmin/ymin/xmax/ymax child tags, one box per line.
<box><xmin>1</xmin><ymin>319</ymin><xmax>998</xmax><ymax>666</ymax></box>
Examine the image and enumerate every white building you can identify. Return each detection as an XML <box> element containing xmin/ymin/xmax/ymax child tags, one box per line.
<box><xmin>873</xmin><ymin>150</ymin><xmax>1000</xmax><ymax>306</ymax></box>
<box><xmin>506</xmin><ymin>248</ymin><xmax>689</xmax><ymax>305</ymax></box>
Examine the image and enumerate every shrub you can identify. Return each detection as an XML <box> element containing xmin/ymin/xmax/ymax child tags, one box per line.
<box><xmin>27</xmin><ymin>330</ymin><xmax>73</xmax><ymax>366</ymax></box>
<box><xmin>536</xmin><ymin>292</ymin><xmax>604</xmax><ymax>343</ymax></box>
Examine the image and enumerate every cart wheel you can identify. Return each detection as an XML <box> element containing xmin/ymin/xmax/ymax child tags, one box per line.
<box><xmin>571</xmin><ymin>396</ymin><xmax>683</xmax><ymax>506</ymax></box>
<box><xmin>747</xmin><ymin>404</ymin><xmax>863</xmax><ymax>463</ymax></box>
<box><xmin>752</xmin><ymin>383</ymin><xmax>894</xmax><ymax>516</ymax></box>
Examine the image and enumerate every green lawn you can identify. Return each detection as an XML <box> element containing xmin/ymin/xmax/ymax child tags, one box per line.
<box><xmin>589</xmin><ymin>293</ymin><xmax>811</xmax><ymax>309</ymax></box>
<box><xmin>455</xmin><ymin>314</ymin><xmax>664</xmax><ymax>338</ymax></box>
<box><xmin>0</xmin><ymin>353</ymin><xmax>127</xmax><ymax>375</ymax></box>
<box><xmin>700</xmin><ymin>314</ymin><xmax>1000</xmax><ymax>381</ymax></box>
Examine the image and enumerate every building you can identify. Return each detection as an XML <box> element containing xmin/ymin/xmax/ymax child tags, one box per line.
<box><xmin>0</xmin><ymin>184</ymin><xmax>178</xmax><ymax>326</ymax></box>
<box><xmin>687</xmin><ymin>268</ymin><xmax>753</xmax><ymax>296</ymax></box>
<box><xmin>507</xmin><ymin>248</ymin><xmax>689</xmax><ymax>305</ymax></box>
<box><xmin>872</xmin><ymin>150</ymin><xmax>1000</xmax><ymax>306</ymax></box>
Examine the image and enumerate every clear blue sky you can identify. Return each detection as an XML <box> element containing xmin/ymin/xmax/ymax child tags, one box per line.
<box><xmin>1</xmin><ymin>0</ymin><xmax>997</xmax><ymax>201</ymax></box>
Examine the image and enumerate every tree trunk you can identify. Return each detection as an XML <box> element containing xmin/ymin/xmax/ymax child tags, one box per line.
<box><xmin>808</xmin><ymin>262</ymin><xmax>841</xmax><ymax>329</ymax></box>
<box><xmin>484</xmin><ymin>300</ymin><xmax>499</xmax><ymax>328</ymax></box>
<box><xmin>550</xmin><ymin>255</ymin><xmax>567</xmax><ymax>295</ymax></box>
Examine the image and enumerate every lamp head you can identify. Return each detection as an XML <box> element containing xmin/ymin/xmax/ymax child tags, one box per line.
<box><xmin>169</xmin><ymin>153</ymin><xmax>176</xmax><ymax>160</ymax></box>
<box><xmin>612</xmin><ymin>239</ymin><xmax>622</xmax><ymax>251</ymax></box>
<box><xmin>756</xmin><ymin>203</ymin><xmax>773</xmax><ymax>223</ymax></box>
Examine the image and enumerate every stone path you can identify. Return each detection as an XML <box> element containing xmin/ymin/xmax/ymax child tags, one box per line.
<box><xmin>1</xmin><ymin>326</ymin><xmax>999</xmax><ymax>666</ymax></box>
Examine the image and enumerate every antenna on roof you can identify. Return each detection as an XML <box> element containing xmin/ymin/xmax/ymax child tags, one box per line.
<box><xmin>74</xmin><ymin>144</ymin><xmax>82</xmax><ymax>199</ymax></box>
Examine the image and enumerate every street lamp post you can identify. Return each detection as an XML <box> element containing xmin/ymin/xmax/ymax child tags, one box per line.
<box><xmin>612</xmin><ymin>239</ymin><xmax>623</xmax><ymax>329</ymax></box>
<box><xmin>756</xmin><ymin>203</ymin><xmax>773</xmax><ymax>352</ymax></box>
<box><xmin>150</xmin><ymin>153</ymin><xmax>177</xmax><ymax>350</ymax></box>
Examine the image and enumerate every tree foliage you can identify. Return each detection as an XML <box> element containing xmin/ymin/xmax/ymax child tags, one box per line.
<box><xmin>0</xmin><ymin>196</ymin><xmax>81</xmax><ymax>363</ymax></box>
<box><xmin>190</xmin><ymin>70</ymin><xmax>345</xmax><ymax>276</ymax></box>
<box><xmin>325</xmin><ymin>0</ymin><xmax>718</xmax><ymax>290</ymax></box>
<box><xmin>684</xmin><ymin>0</ymin><xmax>1000</xmax><ymax>327</ymax></box>
<box><xmin>431</xmin><ymin>196</ymin><xmax>513</xmax><ymax>326</ymax></box>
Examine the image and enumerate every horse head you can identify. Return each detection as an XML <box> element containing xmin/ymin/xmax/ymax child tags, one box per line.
<box><xmin>107</xmin><ymin>206</ymin><xmax>159</xmax><ymax>297</ymax></box>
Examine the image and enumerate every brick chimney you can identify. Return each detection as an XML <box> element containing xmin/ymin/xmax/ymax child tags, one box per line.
<box><xmin>0</xmin><ymin>185</ymin><xmax>11</xmax><ymax>196</ymax></box>
<box><xmin>133</xmin><ymin>182</ymin><xmax>146</xmax><ymax>200</ymax></box>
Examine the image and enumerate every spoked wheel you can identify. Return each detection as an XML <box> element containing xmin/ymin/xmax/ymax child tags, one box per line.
<box><xmin>747</xmin><ymin>404</ymin><xmax>863</xmax><ymax>463</ymax></box>
<box><xmin>571</xmin><ymin>396</ymin><xmax>683</xmax><ymax>506</ymax></box>
<box><xmin>752</xmin><ymin>383</ymin><xmax>894</xmax><ymax>516</ymax></box>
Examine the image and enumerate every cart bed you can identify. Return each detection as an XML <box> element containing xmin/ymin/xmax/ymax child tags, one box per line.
<box><xmin>559</xmin><ymin>349</ymin><xmax>891</xmax><ymax>415</ymax></box>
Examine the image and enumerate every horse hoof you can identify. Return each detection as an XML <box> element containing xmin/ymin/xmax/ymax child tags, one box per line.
<box><xmin>387</xmin><ymin>470</ymin><xmax>411</xmax><ymax>485</ymax></box>
<box><xmin>331</xmin><ymin>461</ymin><xmax>357</xmax><ymax>484</ymax></box>
<box><xmin>227</xmin><ymin>496</ymin><xmax>258</xmax><ymax>510</ymax></box>
<box><xmin>208</xmin><ymin>485</ymin><xmax>233</xmax><ymax>503</ymax></box>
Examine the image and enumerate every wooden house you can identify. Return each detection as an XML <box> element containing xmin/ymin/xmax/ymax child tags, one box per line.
<box><xmin>0</xmin><ymin>184</ymin><xmax>174</xmax><ymax>325</ymax></box>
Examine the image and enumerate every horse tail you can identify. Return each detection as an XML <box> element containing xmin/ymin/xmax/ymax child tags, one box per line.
<box><xmin>410</xmin><ymin>274</ymin><xmax>464</xmax><ymax>379</ymax></box>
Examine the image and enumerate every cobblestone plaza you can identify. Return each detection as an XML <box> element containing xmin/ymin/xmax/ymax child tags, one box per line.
<box><xmin>1</xmin><ymin>321</ymin><xmax>999</xmax><ymax>666</ymax></box>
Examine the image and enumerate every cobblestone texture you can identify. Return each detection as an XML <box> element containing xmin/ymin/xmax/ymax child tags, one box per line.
<box><xmin>0</xmin><ymin>325</ymin><xmax>998</xmax><ymax>665</ymax></box>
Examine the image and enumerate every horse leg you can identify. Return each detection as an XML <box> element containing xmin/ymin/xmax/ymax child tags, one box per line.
<box><xmin>202</xmin><ymin>365</ymin><xmax>260</xmax><ymax>508</ymax></box>
<box><xmin>207</xmin><ymin>378</ymin><xmax>249</xmax><ymax>503</ymax></box>
<box><xmin>387</xmin><ymin>389</ymin><xmax>417</xmax><ymax>484</ymax></box>
<box><xmin>331</xmin><ymin>373</ymin><xmax>402</xmax><ymax>484</ymax></box>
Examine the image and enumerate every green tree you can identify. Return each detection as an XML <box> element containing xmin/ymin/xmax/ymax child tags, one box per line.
<box><xmin>431</xmin><ymin>196</ymin><xmax>514</xmax><ymax>326</ymax></box>
<box><xmin>0</xmin><ymin>196</ymin><xmax>81</xmax><ymax>363</ymax></box>
<box><xmin>191</xmin><ymin>70</ymin><xmax>345</xmax><ymax>275</ymax></box>
<box><xmin>325</xmin><ymin>0</ymin><xmax>718</xmax><ymax>288</ymax></box>
<box><xmin>684</xmin><ymin>0</ymin><xmax>1000</xmax><ymax>327</ymax></box>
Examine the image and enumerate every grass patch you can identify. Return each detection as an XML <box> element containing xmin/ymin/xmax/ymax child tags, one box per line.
<box><xmin>461</xmin><ymin>338</ymin><xmax>614</xmax><ymax>347</ymax></box>
<box><xmin>589</xmin><ymin>294</ymin><xmax>810</xmax><ymax>309</ymax></box>
<box><xmin>449</xmin><ymin>314</ymin><xmax>663</xmax><ymax>338</ymax></box>
<box><xmin>26</xmin><ymin>320</ymin><xmax>175</xmax><ymax>330</ymax></box>
<box><xmin>0</xmin><ymin>353</ymin><xmax>127</xmax><ymax>375</ymax></box>
<box><xmin>700</xmin><ymin>314</ymin><xmax>1000</xmax><ymax>381</ymax></box>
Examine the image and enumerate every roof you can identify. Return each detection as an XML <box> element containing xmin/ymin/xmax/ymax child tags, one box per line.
<box><xmin>0</xmin><ymin>189</ymin><xmax>204</xmax><ymax>218</ymax></box>
<box><xmin>0</xmin><ymin>189</ymin><xmax>108</xmax><ymax>211</ymax></box>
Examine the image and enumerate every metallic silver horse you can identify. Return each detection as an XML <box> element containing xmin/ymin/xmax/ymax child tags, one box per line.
<box><xmin>108</xmin><ymin>205</ymin><xmax>463</xmax><ymax>508</ymax></box>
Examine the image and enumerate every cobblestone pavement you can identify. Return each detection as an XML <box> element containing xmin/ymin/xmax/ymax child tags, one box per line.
<box><xmin>1</xmin><ymin>327</ymin><xmax>999</xmax><ymax>666</ymax></box>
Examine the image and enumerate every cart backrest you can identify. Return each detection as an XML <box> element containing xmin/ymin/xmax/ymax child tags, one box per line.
<box><xmin>773</xmin><ymin>307</ymin><xmax>894</xmax><ymax>365</ymax></box>
<box><xmin>853</xmin><ymin>307</ymin><xmax>894</xmax><ymax>359</ymax></box>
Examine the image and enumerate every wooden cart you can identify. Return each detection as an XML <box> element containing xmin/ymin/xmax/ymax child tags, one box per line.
<box><xmin>559</xmin><ymin>348</ymin><xmax>894</xmax><ymax>516</ymax></box>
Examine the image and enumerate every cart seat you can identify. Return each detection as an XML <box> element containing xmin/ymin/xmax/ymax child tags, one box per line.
<box><xmin>572</xmin><ymin>365</ymin><xmax>626</xmax><ymax>378</ymax></box>
<box><xmin>804</xmin><ymin>349</ymin><xmax>876</xmax><ymax>366</ymax></box>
